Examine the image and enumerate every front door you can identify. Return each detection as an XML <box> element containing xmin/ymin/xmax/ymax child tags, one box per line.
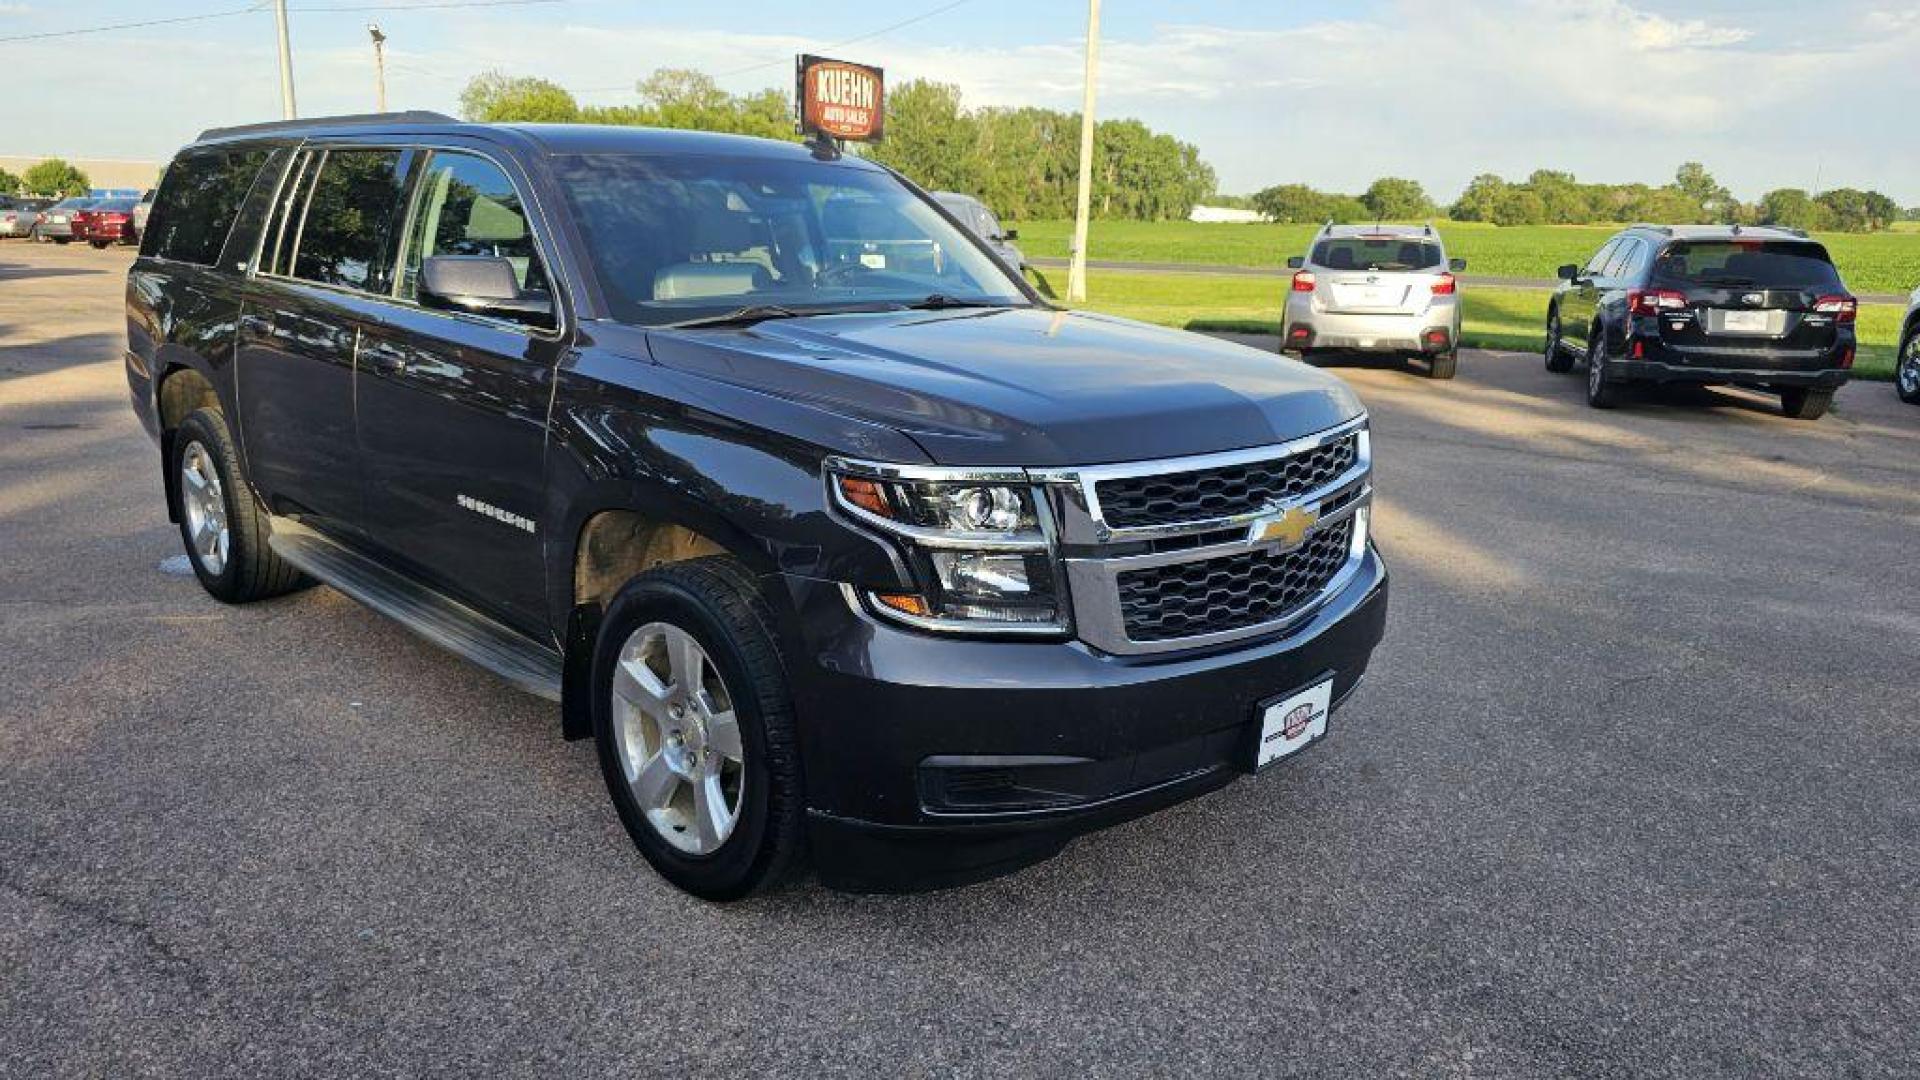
<box><xmin>353</xmin><ymin>148</ymin><xmax>567</xmax><ymax>637</ymax></box>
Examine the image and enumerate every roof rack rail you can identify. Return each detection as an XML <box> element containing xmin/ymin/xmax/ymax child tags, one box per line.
<box><xmin>1423</xmin><ymin>221</ymin><xmax>1434</xmax><ymax>236</ymax></box>
<box><xmin>196</xmin><ymin>110</ymin><xmax>458</xmax><ymax>143</ymax></box>
<box><xmin>1628</xmin><ymin>223</ymin><xmax>1674</xmax><ymax>235</ymax></box>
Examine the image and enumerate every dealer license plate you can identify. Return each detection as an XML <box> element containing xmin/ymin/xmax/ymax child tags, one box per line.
<box><xmin>1722</xmin><ymin>309</ymin><xmax>1769</xmax><ymax>334</ymax></box>
<box><xmin>1253</xmin><ymin>678</ymin><xmax>1332</xmax><ymax>771</ymax></box>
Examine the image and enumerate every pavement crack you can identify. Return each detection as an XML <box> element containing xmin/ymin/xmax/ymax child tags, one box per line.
<box><xmin>1</xmin><ymin>873</ymin><xmax>209</xmax><ymax>988</ymax></box>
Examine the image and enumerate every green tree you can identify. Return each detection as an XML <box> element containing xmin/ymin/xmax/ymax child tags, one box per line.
<box><xmin>1359</xmin><ymin>176</ymin><xmax>1432</xmax><ymax>221</ymax></box>
<box><xmin>0</xmin><ymin>167</ymin><xmax>20</xmax><ymax>196</ymax></box>
<box><xmin>1674</xmin><ymin>162</ymin><xmax>1735</xmax><ymax>222</ymax></box>
<box><xmin>1757</xmin><ymin>188</ymin><xmax>1828</xmax><ymax>231</ymax></box>
<box><xmin>458</xmin><ymin>71</ymin><xmax>580</xmax><ymax>122</ymax></box>
<box><xmin>1490</xmin><ymin>188</ymin><xmax>1547</xmax><ymax>227</ymax></box>
<box><xmin>1448</xmin><ymin>174</ymin><xmax>1508</xmax><ymax>222</ymax></box>
<box><xmin>23</xmin><ymin>158</ymin><xmax>90</xmax><ymax>198</ymax></box>
<box><xmin>1526</xmin><ymin>170</ymin><xmax>1595</xmax><ymax>224</ymax></box>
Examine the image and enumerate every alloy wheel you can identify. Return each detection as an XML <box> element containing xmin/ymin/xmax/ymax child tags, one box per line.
<box><xmin>1899</xmin><ymin>336</ymin><xmax>1920</xmax><ymax>399</ymax></box>
<box><xmin>179</xmin><ymin>440</ymin><xmax>230</xmax><ymax>576</ymax></box>
<box><xmin>610</xmin><ymin>621</ymin><xmax>746</xmax><ymax>855</ymax></box>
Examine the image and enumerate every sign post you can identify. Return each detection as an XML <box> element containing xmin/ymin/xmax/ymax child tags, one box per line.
<box><xmin>796</xmin><ymin>54</ymin><xmax>886</xmax><ymax>152</ymax></box>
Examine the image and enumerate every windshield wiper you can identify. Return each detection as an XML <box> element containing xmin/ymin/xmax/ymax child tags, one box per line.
<box><xmin>902</xmin><ymin>294</ymin><xmax>1009</xmax><ymax>311</ymax></box>
<box><xmin>662</xmin><ymin>304</ymin><xmax>810</xmax><ymax>329</ymax></box>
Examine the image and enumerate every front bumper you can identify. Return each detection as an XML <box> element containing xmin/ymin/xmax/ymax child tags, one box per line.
<box><xmin>778</xmin><ymin>546</ymin><xmax>1389</xmax><ymax>891</ymax></box>
<box><xmin>1282</xmin><ymin>297</ymin><xmax>1459</xmax><ymax>354</ymax></box>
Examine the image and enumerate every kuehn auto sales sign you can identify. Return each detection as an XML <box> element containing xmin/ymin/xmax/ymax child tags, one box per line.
<box><xmin>796</xmin><ymin>54</ymin><xmax>884</xmax><ymax>142</ymax></box>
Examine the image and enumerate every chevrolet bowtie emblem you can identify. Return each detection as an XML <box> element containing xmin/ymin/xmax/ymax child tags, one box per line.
<box><xmin>1254</xmin><ymin>505</ymin><xmax>1319</xmax><ymax>550</ymax></box>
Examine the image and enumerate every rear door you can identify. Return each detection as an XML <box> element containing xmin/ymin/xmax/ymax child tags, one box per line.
<box><xmin>235</xmin><ymin>145</ymin><xmax>413</xmax><ymax>537</ymax></box>
<box><xmin>352</xmin><ymin>145</ymin><xmax>567</xmax><ymax>635</ymax></box>
<box><xmin>1647</xmin><ymin>240</ymin><xmax>1850</xmax><ymax>358</ymax></box>
<box><xmin>1312</xmin><ymin>234</ymin><xmax>1446</xmax><ymax>315</ymax></box>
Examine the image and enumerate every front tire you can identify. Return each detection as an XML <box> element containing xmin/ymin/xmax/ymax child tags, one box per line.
<box><xmin>89</xmin><ymin>239</ymin><xmax>109</xmax><ymax>249</ymax></box>
<box><xmin>592</xmin><ymin>557</ymin><xmax>806</xmax><ymax>901</ymax></box>
<box><xmin>1779</xmin><ymin>386</ymin><xmax>1833</xmax><ymax>420</ymax></box>
<box><xmin>170</xmin><ymin>407</ymin><xmax>309</xmax><ymax>603</ymax></box>
<box><xmin>1585</xmin><ymin>323</ymin><xmax>1622</xmax><ymax>409</ymax></box>
<box><xmin>1897</xmin><ymin>330</ymin><xmax>1920</xmax><ymax>405</ymax></box>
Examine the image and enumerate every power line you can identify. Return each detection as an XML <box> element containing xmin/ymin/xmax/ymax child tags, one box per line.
<box><xmin>0</xmin><ymin>0</ymin><xmax>559</xmax><ymax>45</ymax></box>
<box><xmin>0</xmin><ymin>3</ymin><xmax>267</xmax><ymax>45</ymax></box>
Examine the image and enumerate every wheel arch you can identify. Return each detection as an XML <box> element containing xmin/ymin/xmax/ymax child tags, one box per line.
<box><xmin>155</xmin><ymin>365</ymin><xmax>221</xmax><ymax>525</ymax></box>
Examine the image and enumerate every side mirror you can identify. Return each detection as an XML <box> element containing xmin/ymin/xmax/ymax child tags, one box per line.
<box><xmin>1002</xmin><ymin>228</ymin><xmax>1019</xmax><ymax>241</ymax></box>
<box><xmin>1449</xmin><ymin>258</ymin><xmax>1467</xmax><ymax>272</ymax></box>
<box><xmin>1556</xmin><ymin>263</ymin><xmax>1580</xmax><ymax>281</ymax></box>
<box><xmin>420</xmin><ymin>255</ymin><xmax>552</xmax><ymax>325</ymax></box>
<box><xmin>1286</xmin><ymin>256</ymin><xmax>1305</xmax><ymax>269</ymax></box>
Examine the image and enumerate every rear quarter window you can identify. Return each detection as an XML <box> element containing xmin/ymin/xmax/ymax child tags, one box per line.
<box><xmin>143</xmin><ymin>148</ymin><xmax>273</xmax><ymax>265</ymax></box>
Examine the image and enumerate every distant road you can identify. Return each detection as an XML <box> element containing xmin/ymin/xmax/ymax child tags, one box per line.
<box><xmin>1028</xmin><ymin>256</ymin><xmax>1910</xmax><ymax>305</ymax></box>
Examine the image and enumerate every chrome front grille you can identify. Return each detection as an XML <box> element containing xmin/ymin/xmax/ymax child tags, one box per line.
<box><xmin>1093</xmin><ymin>434</ymin><xmax>1359</xmax><ymax>530</ymax></box>
<box><xmin>1115</xmin><ymin>518</ymin><xmax>1355</xmax><ymax>642</ymax></box>
<box><xmin>1041</xmin><ymin>416</ymin><xmax>1373</xmax><ymax>656</ymax></box>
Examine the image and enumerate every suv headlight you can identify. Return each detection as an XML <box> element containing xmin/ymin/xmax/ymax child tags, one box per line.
<box><xmin>826</xmin><ymin>462</ymin><xmax>1066</xmax><ymax>634</ymax></box>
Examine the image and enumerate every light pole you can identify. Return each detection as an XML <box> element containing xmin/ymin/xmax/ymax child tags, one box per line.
<box><xmin>1065</xmin><ymin>0</ymin><xmax>1101</xmax><ymax>303</ymax></box>
<box><xmin>369</xmin><ymin>24</ymin><xmax>388</xmax><ymax>111</ymax></box>
<box><xmin>272</xmin><ymin>0</ymin><xmax>298</xmax><ymax>119</ymax></box>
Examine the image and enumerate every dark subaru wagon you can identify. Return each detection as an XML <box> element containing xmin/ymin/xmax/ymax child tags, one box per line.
<box><xmin>126</xmin><ymin>112</ymin><xmax>1389</xmax><ymax>898</ymax></box>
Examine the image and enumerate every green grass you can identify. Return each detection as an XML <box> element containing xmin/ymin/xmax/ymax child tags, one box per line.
<box><xmin>1028</xmin><ymin>268</ymin><xmax>1900</xmax><ymax>380</ymax></box>
<box><xmin>1015</xmin><ymin>219</ymin><xmax>1920</xmax><ymax>297</ymax></box>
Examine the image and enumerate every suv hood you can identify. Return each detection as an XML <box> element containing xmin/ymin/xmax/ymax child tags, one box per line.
<box><xmin>643</xmin><ymin>307</ymin><xmax>1363</xmax><ymax>467</ymax></box>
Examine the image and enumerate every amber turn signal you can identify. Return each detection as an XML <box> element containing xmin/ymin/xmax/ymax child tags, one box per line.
<box><xmin>872</xmin><ymin>592</ymin><xmax>931</xmax><ymax>617</ymax></box>
<box><xmin>837</xmin><ymin>476</ymin><xmax>892</xmax><ymax>518</ymax></box>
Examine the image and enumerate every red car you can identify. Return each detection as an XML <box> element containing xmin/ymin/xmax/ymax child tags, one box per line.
<box><xmin>76</xmin><ymin>197</ymin><xmax>140</xmax><ymax>248</ymax></box>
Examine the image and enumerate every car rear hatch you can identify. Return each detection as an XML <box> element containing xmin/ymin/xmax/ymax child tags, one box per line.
<box><xmin>1309</xmin><ymin>234</ymin><xmax>1448</xmax><ymax>315</ymax></box>
<box><xmin>1643</xmin><ymin>239</ymin><xmax>1853</xmax><ymax>361</ymax></box>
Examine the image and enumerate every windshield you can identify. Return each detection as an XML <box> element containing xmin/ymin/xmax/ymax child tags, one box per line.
<box><xmin>551</xmin><ymin>153</ymin><xmax>1029</xmax><ymax>326</ymax></box>
<box><xmin>1311</xmin><ymin>236</ymin><xmax>1443</xmax><ymax>272</ymax></box>
<box><xmin>1651</xmin><ymin>241</ymin><xmax>1844</xmax><ymax>290</ymax></box>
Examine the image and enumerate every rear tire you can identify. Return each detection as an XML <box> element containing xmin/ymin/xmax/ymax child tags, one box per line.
<box><xmin>1426</xmin><ymin>352</ymin><xmax>1458</xmax><ymax>380</ymax></box>
<box><xmin>1897</xmin><ymin>330</ymin><xmax>1920</xmax><ymax>405</ymax></box>
<box><xmin>1544</xmin><ymin>308</ymin><xmax>1574</xmax><ymax>373</ymax></box>
<box><xmin>170</xmin><ymin>407</ymin><xmax>310</xmax><ymax>603</ymax></box>
<box><xmin>592</xmin><ymin>557</ymin><xmax>806</xmax><ymax>901</ymax></box>
<box><xmin>1585</xmin><ymin>323</ymin><xmax>1622</xmax><ymax>409</ymax></box>
<box><xmin>1778</xmin><ymin>387</ymin><xmax>1833</xmax><ymax>420</ymax></box>
<box><xmin>89</xmin><ymin>239</ymin><xmax>109</xmax><ymax>250</ymax></box>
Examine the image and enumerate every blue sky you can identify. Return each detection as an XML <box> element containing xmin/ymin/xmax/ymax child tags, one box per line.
<box><xmin>3</xmin><ymin>0</ymin><xmax>1914</xmax><ymax>205</ymax></box>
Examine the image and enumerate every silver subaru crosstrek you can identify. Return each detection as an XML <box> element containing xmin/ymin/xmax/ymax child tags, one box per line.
<box><xmin>1280</xmin><ymin>223</ymin><xmax>1466</xmax><ymax>379</ymax></box>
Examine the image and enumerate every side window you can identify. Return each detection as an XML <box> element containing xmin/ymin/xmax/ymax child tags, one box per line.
<box><xmin>398</xmin><ymin>150</ymin><xmax>549</xmax><ymax>310</ymax></box>
<box><xmin>288</xmin><ymin>148</ymin><xmax>408</xmax><ymax>293</ymax></box>
<box><xmin>1585</xmin><ymin>239</ymin><xmax>1622</xmax><ymax>277</ymax></box>
<box><xmin>142</xmin><ymin>148</ymin><xmax>272</xmax><ymax>265</ymax></box>
<box><xmin>1603</xmin><ymin>238</ymin><xmax>1641</xmax><ymax>280</ymax></box>
<box><xmin>978</xmin><ymin>206</ymin><xmax>1005</xmax><ymax>239</ymax></box>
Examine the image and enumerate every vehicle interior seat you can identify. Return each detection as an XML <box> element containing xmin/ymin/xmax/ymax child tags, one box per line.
<box><xmin>1324</xmin><ymin>248</ymin><xmax>1355</xmax><ymax>270</ymax></box>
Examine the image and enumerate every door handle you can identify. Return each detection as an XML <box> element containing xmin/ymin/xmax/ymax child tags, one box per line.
<box><xmin>361</xmin><ymin>344</ymin><xmax>409</xmax><ymax>376</ymax></box>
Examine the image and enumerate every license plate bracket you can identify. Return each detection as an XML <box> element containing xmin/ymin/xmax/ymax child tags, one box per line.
<box><xmin>1248</xmin><ymin>676</ymin><xmax>1334</xmax><ymax>773</ymax></box>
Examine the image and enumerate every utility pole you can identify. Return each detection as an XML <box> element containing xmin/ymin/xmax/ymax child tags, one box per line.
<box><xmin>1065</xmin><ymin>0</ymin><xmax>1101</xmax><ymax>303</ymax></box>
<box><xmin>369</xmin><ymin>24</ymin><xmax>389</xmax><ymax>112</ymax></box>
<box><xmin>272</xmin><ymin>0</ymin><xmax>298</xmax><ymax>119</ymax></box>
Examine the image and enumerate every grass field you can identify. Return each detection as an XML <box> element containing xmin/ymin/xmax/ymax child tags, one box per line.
<box><xmin>1017</xmin><ymin>219</ymin><xmax>1920</xmax><ymax>298</ymax></box>
<box><xmin>1028</xmin><ymin>268</ymin><xmax>1902</xmax><ymax>381</ymax></box>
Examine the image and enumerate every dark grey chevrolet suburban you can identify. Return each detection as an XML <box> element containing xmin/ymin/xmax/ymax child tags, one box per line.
<box><xmin>125</xmin><ymin>112</ymin><xmax>1389</xmax><ymax>898</ymax></box>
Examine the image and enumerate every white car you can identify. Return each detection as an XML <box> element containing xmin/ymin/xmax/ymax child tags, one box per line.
<box><xmin>1900</xmin><ymin>285</ymin><xmax>1920</xmax><ymax>406</ymax></box>
<box><xmin>1281</xmin><ymin>223</ymin><xmax>1466</xmax><ymax>379</ymax></box>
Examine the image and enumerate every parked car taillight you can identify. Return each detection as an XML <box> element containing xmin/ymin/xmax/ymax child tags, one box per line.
<box><xmin>1627</xmin><ymin>289</ymin><xmax>1688</xmax><ymax>316</ymax></box>
<box><xmin>1291</xmin><ymin>271</ymin><xmax>1316</xmax><ymax>293</ymax></box>
<box><xmin>102</xmin><ymin>213</ymin><xmax>130</xmax><ymax>224</ymax></box>
<box><xmin>1813</xmin><ymin>295</ymin><xmax>1857</xmax><ymax>324</ymax></box>
<box><xmin>1430</xmin><ymin>272</ymin><xmax>1457</xmax><ymax>296</ymax></box>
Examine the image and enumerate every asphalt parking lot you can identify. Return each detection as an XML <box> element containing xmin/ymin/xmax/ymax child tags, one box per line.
<box><xmin>3</xmin><ymin>241</ymin><xmax>1916</xmax><ymax>1078</ymax></box>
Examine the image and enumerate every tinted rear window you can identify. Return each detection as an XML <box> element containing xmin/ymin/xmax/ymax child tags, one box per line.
<box><xmin>94</xmin><ymin>199</ymin><xmax>138</xmax><ymax>212</ymax></box>
<box><xmin>145</xmin><ymin>148</ymin><xmax>271</xmax><ymax>265</ymax></box>
<box><xmin>1312</xmin><ymin>237</ymin><xmax>1443</xmax><ymax>272</ymax></box>
<box><xmin>288</xmin><ymin>148</ymin><xmax>407</xmax><ymax>293</ymax></box>
<box><xmin>1651</xmin><ymin>241</ymin><xmax>1843</xmax><ymax>290</ymax></box>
